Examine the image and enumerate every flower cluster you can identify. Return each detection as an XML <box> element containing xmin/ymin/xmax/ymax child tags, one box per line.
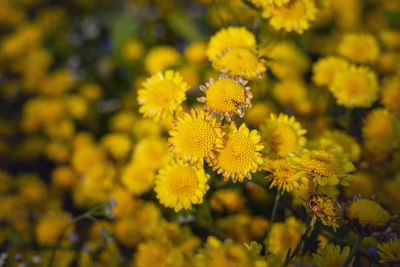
<box><xmin>0</xmin><ymin>0</ymin><xmax>399</xmax><ymax>266</ymax></box>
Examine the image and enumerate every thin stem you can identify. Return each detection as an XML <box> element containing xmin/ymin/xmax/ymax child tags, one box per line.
<box><xmin>343</xmin><ymin>235</ymin><xmax>364</xmax><ymax>267</ymax></box>
<box><xmin>252</xmin><ymin>13</ymin><xmax>262</xmax><ymax>35</ymax></box>
<box><xmin>264</xmin><ymin>188</ymin><xmax>282</xmax><ymax>255</ymax></box>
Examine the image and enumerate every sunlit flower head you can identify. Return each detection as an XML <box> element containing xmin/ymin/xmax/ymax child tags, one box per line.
<box><xmin>266</xmin><ymin>0</ymin><xmax>317</xmax><ymax>34</ymax></box>
<box><xmin>329</xmin><ymin>65</ymin><xmax>378</xmax><ymax>108</ymax></box>
<box><xmin>263</xmin><ymin>157</ymin><xmax>303</xmax><ymax>194</ymax></box>
<box><xmin>211</xmin><ymin>122</ymin><xmax>264</xmax><ymax>183</ymax></box>
<box><xmin>197</xmin><ymin>75</ymin><xmax>252</xmax><ymax>121</ymax></box>
<box><xmin>206</xmin><ymin>26</ymin><xmax>256</xmax><ymax>62</ymax></box>
<box><xmin>362</xmin><ymin>108</ymin><xmax>400</xmax><ymax>150</ymax></box>
<box><xmin>306</xmin><ymin>193</ymin><xmax>339</xmax><ymax>231</ymax></box>
<box><xmin>291</xmin><ymin>150</ymin><xmax>355</xmax><ymax>186</ymax></box>
<box><xmin>268</xmin><ymin>217</ymin><xmax>305</xmax><ymax>260</ymax></box>
<box><xmin>213</xmin><ymin>48</ymin><xmax>267</xmax><ymax>79</ymax></box>
<box><xmin>313</xmin><ymin>243</ymin><xmax>353</xmax><ymax>267</ymax></box>
<box><xmin>312</xmin><ymin>56</ymin><xmax>349</xmax><ymax>87</ymax></box>
<box><xmin>169</xmin><ymin>109</ymin><xmax>224</xmax><ymax>166</ymax></box>
<box><xmin>155</xmin><ymin>160</ymin><xmax>210</xmax><ymax>212</ymax></box>
<box><xmin>121</xmin><ymin>160</ymin><xmax>155</xmax><ymax>196</ymax></box>
<box><xmin>377</xmin><ymin>238</ymin><xmax>400</xmax><ymax>264</ymax></box>
<box><xmin>260</xmin><ymin>113</ymin><xmax>306</xmax><ymax>158</ymax></box>
<box><xmin>137</xmin><ymin>70</ymin><xmax>190</xmax><ymax>121</ymax></box>
<box><xmin>338</xmin><ymin>33</ymin><xmax>380</xmax><ymax>63</ymax></box>
<box><xmin>145</xmin><ymin>45</ymin><xmax>180</xmax><ymax>74</ymax></box>
<box><xmin>134</xmin><ymin>241</ymin><xmax>183</xmax><ymax>267</ymax></box>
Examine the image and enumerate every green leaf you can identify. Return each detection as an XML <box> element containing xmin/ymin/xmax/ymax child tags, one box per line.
<box><xmin>110</xmin><ymin>15</ymin><xmax>139</xmax><ymax>57</ymax></box>
<box><xmin>167</xmin><ymin>11</ymin><xmax>203</xmax><ymax>42</ymax></box>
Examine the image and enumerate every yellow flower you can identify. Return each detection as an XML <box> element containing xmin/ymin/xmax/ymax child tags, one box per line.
<box><xmin>185</xmin><ymin>42</ymin><xmax>207</xmax><ymax>64</ymax></box>
<box><xmin>306</xmin><ymin>193</ymin><xmax>339</xmax><ymax>231</ymax></box>
<box><xmin>213</xmin><ymin>48</ymin><xmax>267</xmax><ymax>79</ymax></box>
<box><xmin>196</xmin><ymin>241</ymin><xmax>256</xmax><ymax>267</ymax></box>
<box><xmin>268</xmin><ymin>217</ymin><xmax>305</xmax><ymax>260</ymax></box>
<box><xmin>310</xmin><ymin>130</ymin><xmax>361</xmax><ymax>162</ymax></box>
<box><xmin>79</xmin><ymin>82</ymin><xmax>103</xmax><ymax>102</ymax></box>
<box><xmin>71</xmin><ymin>145</ymin><xmax>104</xmax><ymax>173</ymax></box>
<box><xmin>101</xmin><ymin>133</ymin><xmax>131</xmax><ymax>159</ymax></box>
<box><xmin>263</xmin><ymin>41</ymin><xmax>309</xmax><ymax>79</ymax></box>
<box><xmin>197</xmin><ymin>75</ymin><xmax>252</xmax><ymax>121</ymax></box>
<box><xmin>272</xmin><ymin>79</ymin><xmax>307</xmax><ymax>105</ymax></box>
<box><xmin>169</xmin><ymin>109</ymin><xmax>224</xmax><ymax>166</ymax></box>
<box><xmin>381</xmin><ymin>77</ymin><xmax>400</xmax><ymax>112</ymax></box>
<box><xmin>346</xmin><ymin>199</ymin><xmax>390</xmax><ymax>229</ymax></box>
<box><xmin>134</xmin><ymin>241</ymin><xmax>183</xmax><ymax>267</ymax></box>
<box><xmin>51</xmin><ymin>166</ymin><xmax>78</xmax><ymax>189</ymax></box>
<box><xmin>263</xmin><ymin>157</ymin><xmax>302</xmax><ymax>194</ymax></box>
<box><xmin>121</xmin><ymin>160</ymin><xmax>155</xmax><ymax>195</ymax></box>
<box><xmin>291</xmin><ymin>150</ymin><xmax>355</xmax><ymax>186</ymax></box>
<box><xmin>266</xmin><ymin>0</ymin><xmax>317</xmax><ymax>34</ymax></box>
<box><xmin>329</xmin><ymin>65</ymin><xmax>378</xmax><ymax>108</ymax></box>
<box><xmin>211</xmin><ymin>122</ymin><xmax>264</xmax><ymax>182</ymax></box>
<box><xmin>210</xmin><ymin>188</ymin><xmax>246</xmax><ymax>213</ymax></box>
<box><xmin>244</xmin><ymin>102</ymin><xmax>274</xmax><ymax>127</ymax></box>
<box><xmin>377</xmin><ymin>238</ymin><xmax>400</xmax><ymax>264</ymax></box>
<box><xmin>362</xmin><ymin>108</ymin><xmax>400</xmax><ymax>149</ymax></box>
<box><xmin>137</xmin><ymin>70</ymin><xmax>190</xmax><ymax>121</ymax></box>
<box><xmin>36</xmin><ymin>214</ymin><xmax>71</xmax><ymax>245</ymax></box>
<box><xmin>109</xmin><ymin>111</ymin><xmax>136</xmax><ymax>133</ymax></box>
<box><xmin>145</xmin><ymin>45</ymin><xmax>180</xmax><ymax>74</ymax></box>
<box><xmin>133</xmin><ymin>137</ymin><xmax>169</xmax><ymax>170</ymax></box>
<box><xmin>338</xmin><ymin>33</ymin><xmax>380</xmax><ymax>63</ymax></box>
<box><xmin>313</xmin><ymin>243</ymin><xmax>353</xmax><ymax>267</ymax></box>
<box><xmin>206</xmin><ymin>26</ymin><xmax>256</xmax><ymax>62</ymax></box>
<box><xmin>155</xmin><ymin>160</ymin><xmax>210</xmax><ymax>212</ymax></box>
<box><xmin>342</xmin><ymin>172</ymin><xmax>373</xmax><ymax>200</ymax></box>
<box><xmin>312</xmin><ymin>56</ymin><xmax>349</xmax><ymax>87</ymax></box>
<box><xmin>260</xmin><ymin>113</ymin><xmax>306</xmax><ymax>158</ymax></box>
<box><xmin>123</xmin><ymin>38</ymin><xmax>144</xmax><ymax>62</ymax></box>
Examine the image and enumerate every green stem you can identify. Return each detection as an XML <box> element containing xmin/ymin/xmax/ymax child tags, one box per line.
<box><xmin>343</xmin><ymin>235</ymin><xmax>364</xmax><ymax>267</ymax></box>
<box><xmin>264</xmin><ymin>189</ymin><xmax>282</xmax><ymax>255</ymax></box>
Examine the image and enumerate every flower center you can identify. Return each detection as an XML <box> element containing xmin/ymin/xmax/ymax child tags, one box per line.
<box><xmin>206</xmin><ymin>79</ymin><xmax>245</xmax><ymax>113</ymax></box>
<box><xmin>166</xmin><ymin>166</ymin><xmax>198</xmax><ymax>199</ymax></box>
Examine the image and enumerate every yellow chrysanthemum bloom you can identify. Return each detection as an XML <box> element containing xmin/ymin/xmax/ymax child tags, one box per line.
<box><xmin>313</xmin><ymin>243</ymin><xmax>353</xmax><ymax>267</ymax></box>
<box><xmin>310</xmin><ymin>130</ymin><xmax>361</xmax><ymax>162</ymax></box>
<box><xmin>338</xmin><ymin>33</ymin><xmax>380</xmax><ymax>63</ymax></box>
<box><xmin>196</xmin><ymin>240</ymin><xmax>256</xmax><ymax>267</ymax></box>
<box><xmin>272</xmin><ymin>79</ymin><xmax>307</xmax><ymax>105</ymax></box>
<box><xmin>306</xmin><ymin>193</ymin><xmax>339</xmax><ymax>231</ymax></box>
<box><xmin>266</xmin><ymin>0</ymin><xmax>317</xmax><ymax>34</ymax></box>
<box><xmin>312</xmin><ymin>56</ymin><xmax>349</xmax><ymax>87</ymax></box>
<box><xmin>213</xmin><ymin>48</ymin><xmax>267</xmax><ymax>79</ymax></box>
<box><xmin>145</xmin><ymin>45</ymin><xmax>180</xmax><ymax>74</ymax></box>
<box><xmin>268</xmin><ymin>217</ymin><xmax>305</xmax><ymax>260</ymax></box>
<box><xmin>291</xmin><ymin>150</ymin><xmax>355</xmax><ymax>186</ymax></box>
<box><xmin>245</xmin><ymin>102</ymin><xmax>274</xmax><ymax>126</ymax></box>
<box><xmin>197</xmin><ymin>75</ymin><xmax>252</xmax><ymax>121</ymax></box>
<box><xmin>343</xmin><ymin>172</ymin><xmax>373</xmax><ymax>199</ymax></box>
<box><xmin>346</xmin><ymin>199</ymin><xmax>390</xmax><ymax>228</ymax></box>
<box><xmin>137</xmin><ymin>70</ymin><xmax>190</xmax><ymax>121</ymax></box>
<box><xmin>263</xmin><ymin>157</ymin><xmax>302</xmax><ymax>194</ymax></box>
<box><xmin>169</xmin><ymin>109</ymin><xmax>224</xmax><ymax>166</ymax></box>
<box><xmin>211</xmin><ymin>122</ymin><xmax>264</xmax><ymax>182</ymax></box>
<box><xmin>362</xmin><ymin>108</ymin><xmax>400</xmax><ymax>149</ymax></box>
<box><xmin>133</xmin><ymin>137</ymin><xmax>170</xmax><ymax>170</ymax></box>
<box><xmin>134</xmin><ymin>241</ymin><xmax>183</xmax><ymax>267</ymax></box>
<box><xmin>123</xmin><ymin>38</ymin><xmax>144</xmax><ymax>63</ymax></box>
<box><xmin>263</xmin><ymin>41</ymin><xmax>310</xmax><ymax>79</ymax></box>
<box><xmin>121</xmin><ymin>160</ymin><xmax>155</xmax><ymax>195</ymax></box>
<box><xmin>185</xmin><ymin>42</ymin><xmax>207</xmax><ymax>64</ymax></box>
<box><xmin>155</xmin><ymin>160</ymin><xmax>210</xmax><ymax>212</ymax></box>
<box><xmin>101</xmin><ymin>133</ymin><xmax>131</xmax><ymax>159</ymax></box>
<box><xmin>210</xmin><ymin>188</ymin><xmax>246</xmax><ymax>212</ymax></box>
<box><xmin>377</xmin><ymin>238</ymin><xmax>400</xmax><ymax>264</ymax></box>
<box><xmin>260</xmin><ymin>113</ymin><xmax>306</xmax><ymax>158</ymax></box>
<box><xmin>206</xmin><ymin>26</ymin><xmax>256</xmax><ymax>62</ymax></box>
<box><xmin>329</xmin><ymin>66</ymin><xmax>378</xmax><ymax>108</ymax></box>
<box><xmin>381</xmin><ymin>77</ymin><xmax>400</xmax><ymax>112</ymax></box>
